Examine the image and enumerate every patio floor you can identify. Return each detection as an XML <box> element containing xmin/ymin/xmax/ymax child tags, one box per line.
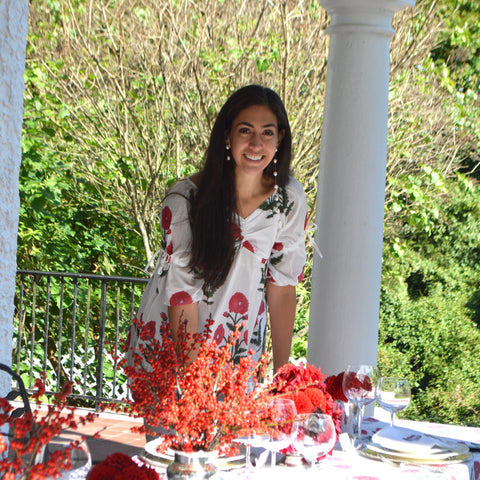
<box><xmin>65</xmin><ymin>409</ymin><xmax>146</xmax><ymax>464</ymax></box>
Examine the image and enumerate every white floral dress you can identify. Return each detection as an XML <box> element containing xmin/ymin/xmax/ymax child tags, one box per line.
<box><xmin>128</xmin><ymin>175</ymin><xmax>307</xmax><ymax>363</ymax></box>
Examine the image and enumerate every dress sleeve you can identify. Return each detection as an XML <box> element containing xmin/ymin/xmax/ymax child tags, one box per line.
<box><xmin>268</xmin><ymin>177</ymin><xmax>308</xmax><ymax>286</ymax></box>
<box><xmin>159</xmin><ymin>182</ymin><xmax>203</xmax><ymax>306</ymax></box>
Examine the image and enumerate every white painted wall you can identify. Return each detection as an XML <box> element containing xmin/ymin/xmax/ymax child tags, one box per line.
<box><xmin>0</xmin><ymin>0</ymin><xmax>29</xmax><ymax>396</ymax></box>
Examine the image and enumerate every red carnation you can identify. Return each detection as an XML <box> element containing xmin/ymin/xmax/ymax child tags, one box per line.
<box><xmin>87</xmin><ymin>464</ymin><xmax>118</xmax><ymax>480</ymax></box>
<box><xmin>272</xmin><ymin>242</ymin><xmax>283</xmax><ymax>251</ymax></box>
<box><xmin>170</xmin><ymin>291</ymin><xmax>193</xmax><ymax>306</ymax></box>
<box><xmin>140</xmin><ymin>321</ymin><xmax>156</xmax><ymax>341</ymax></box>
<box><xmin>304</xmin><ymin>387</ymin><xmax>327</xmax><ymax>413</ymax></box>
<box><xmin>291</xmin><ymin>391</ymin><xmax>313</xmax><ymax>414</ymax></box>
<box><xmin>161</xmin><ymin>206</ymin><xmax>172</xmax><ymax>231</ymax></box>
<box><xmin>324</xmin><ymin>372</ymin><xmax>348</xmax><ymax>403</ymax></box>
<box><xmin>228</xmin><ymin>292</ymin><xmax>249</xmax><ymax>315</ymax></box>
<box><xmin>103</xmin><ymin>453</ymin><xmax>137</xmax><ymax>470</ymax></box>
<box><xmin>166</xmin><ymin>242</ymin><xmax>173</xmax><ymax>255</ymax></box>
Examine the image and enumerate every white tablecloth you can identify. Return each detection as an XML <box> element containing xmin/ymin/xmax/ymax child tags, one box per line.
<box><xmin>137</xmin><ymin>417</ymin><xmax>480</xmax><ymax>480</ymax></box>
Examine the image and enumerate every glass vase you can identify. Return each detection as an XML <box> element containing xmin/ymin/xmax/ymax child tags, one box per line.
<box><xmin>166</xmin><ymin>450</ymin><xmax>217</xmax><ymax>480</ymax></box>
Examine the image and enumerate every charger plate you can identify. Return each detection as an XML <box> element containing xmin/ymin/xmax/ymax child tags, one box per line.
<box><xmin>366</xmin><ymin>439</ymin><xmax>470</xmax><ymax>461</ymax></box>
<box><xmin>372</xmin><ymin>427</ymin><xmax>467</xmax><ymax>455</ymax></box>
<box><xmin>360</xmin><ymin>443</ymin><xmax>472</xmax><ymax>466</ymax></box>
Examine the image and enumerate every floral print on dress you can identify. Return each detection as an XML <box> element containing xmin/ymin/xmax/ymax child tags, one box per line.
<box><xmin>130</xmin><ymin>176</ymin><xmax>307</xmax><ymax>366</ymax></box>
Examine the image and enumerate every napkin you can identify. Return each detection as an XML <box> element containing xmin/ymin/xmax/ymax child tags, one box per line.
<box><xmin>371</xmin><ymin>427</ymin><xmax>460</xmax><ymax>454</ymax></box>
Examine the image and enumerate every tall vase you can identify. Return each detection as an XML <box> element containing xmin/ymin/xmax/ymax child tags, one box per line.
<box><xmin>166</xmin><ymin>450</ymin><xmax>218</xmax><ymax>480</ymax></box>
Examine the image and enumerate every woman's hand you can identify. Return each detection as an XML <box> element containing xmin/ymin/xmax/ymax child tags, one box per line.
<box><xmin>168</xmin><ymin>303</ymin><xmax>199</xmax><ymax>363</ymax></box>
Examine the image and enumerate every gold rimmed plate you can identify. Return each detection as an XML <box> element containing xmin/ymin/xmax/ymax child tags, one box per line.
<box><xmin>360</xmin><ymin>444</ymin><xmax>472</xmax><ymax>466</ymax></box>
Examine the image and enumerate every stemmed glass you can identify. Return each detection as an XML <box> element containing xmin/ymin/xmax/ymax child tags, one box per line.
<box><xmin>376</xmin><ymin>377</ymin><xmax>411</xmax><ymax>427</ymax></box>
<box><xmin>292</xmin><ymin>413</ymin><xmax>336</xmax><ymax>467</ymax></box>
<box><xmin>342</xmin><ymin>364</ymin><xmax>378</xmax><ymax>449</ymax></box>
<box><xmin>265</xmin><ymin>397</ymin><xmax>297</xmax><ymax>468</ymax></box>
<box><xmin>42</xmin><ymin>437</ymin><xmax>91</xmax><ymax>479</ymax></box>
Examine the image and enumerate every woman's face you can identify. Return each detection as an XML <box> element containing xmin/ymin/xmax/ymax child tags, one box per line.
<box><xmin>227</xmin><ymin>105</ymin><xmax>284</xmax><ymax>180</ymax></box>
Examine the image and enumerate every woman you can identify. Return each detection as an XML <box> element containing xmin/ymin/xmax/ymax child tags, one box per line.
<box><xmin>129</xmin><ymin>85</ymin><xmax>307</xmax><ymax>373</ymax></box>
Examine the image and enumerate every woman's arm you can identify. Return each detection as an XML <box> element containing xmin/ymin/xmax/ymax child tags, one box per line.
<box><xmin>266</xmin><ymin>282</ymin><xmax>297</xmax><ymax>372</ymax></box>
<box><xmin>168</xmin><ymin>303</ymin><xmax>199</xmax><ymax>362</ymax></box>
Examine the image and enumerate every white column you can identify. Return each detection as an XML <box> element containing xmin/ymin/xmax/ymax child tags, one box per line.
<box><xmin>307</xmin><ymin>0</ymin><xmax>415</xmax><ymax>375</ymax></box>
<box><xmin>0</xmin><ymin>0</ymin><xmax>29</xmax><ymax>396</ymax></box>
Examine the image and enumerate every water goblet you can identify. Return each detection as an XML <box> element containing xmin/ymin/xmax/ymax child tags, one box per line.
<box><xmin>265</xmin><ymin>397</ymin><xmax>297</xmax><ymax>468</ymax></box>
<box><xmin>292</xmin><ymin>413</ymin><xmax>336</xmax><ymax>467</ymax></box>
<box><xmin>342</xmin><ymin>364</ymin><xmax>378</xmax><ymax>448</ymax></box>
<box><xmin>376</xmin><ymin>376</ymin><xmax>411</xmax><ymax>427</ymax></box>
<box><xmin>42</xmin><ymin>436</ymin><xmax>91</xmax><ymax>479</ymax></box>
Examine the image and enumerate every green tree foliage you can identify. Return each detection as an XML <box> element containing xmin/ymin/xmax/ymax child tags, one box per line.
<box><xmin>17</xmin><ymin>0</ymin><xmax>480</xmax><ymax>423</ymax></box>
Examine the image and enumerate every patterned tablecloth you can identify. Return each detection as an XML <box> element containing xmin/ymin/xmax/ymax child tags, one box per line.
<box><xmin>137</xmin><ymin>417</ymin><xmax>480</xmax><ymax>480</ymax></box>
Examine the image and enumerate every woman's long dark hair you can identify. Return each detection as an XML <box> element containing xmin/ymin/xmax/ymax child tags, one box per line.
<box><xmin>189</xmin><ymin>85</ymin><xmax>293</xmax><ymax>290</ymax></box>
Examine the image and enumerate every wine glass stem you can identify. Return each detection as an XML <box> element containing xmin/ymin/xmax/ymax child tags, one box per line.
<box><xmin>246</xmin><ymin>445</ymin><xmax>252</xmax><ymax>469</ymax></box>
<box><xmin>390</xmin><ymin>411</ymin><xmax>395</xmax><ymax>427</ymax></box>
<box><xmin>351</xmin><ymin>403</ymin><xmax>364</xmax><ymax>447</ymax></box>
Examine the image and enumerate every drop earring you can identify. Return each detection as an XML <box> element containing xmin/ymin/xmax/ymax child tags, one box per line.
<box><xmin>273</xmin><ymin>149</ymin><xmax>278</xmax><ymax>192</ymax></box>
<box><xmin>226</xmin><ymin>145</ymin><xmax>231</xmax><ymax>161</ymax></box>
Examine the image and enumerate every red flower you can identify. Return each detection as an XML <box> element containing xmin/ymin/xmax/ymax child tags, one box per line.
<box><xmin>304</xmin><ymin>387</ymin><xmax>327</xmax><ymax>413</ymax></box>
<box><xmin>343</xmin><ymin>371</ymin><xmax>373</xmax><ymax>397</ymax></box>
<box><xmin>161</xmin><ymin>206</ymin><xmax>172</xmax><ymax>231</ymax></box>
<box><xmin>243</xmin><ymin>241</ymin><xmax>254</xmax><ymax>252</ymax></box>
<box><xmin>87</xmin><ymin>464</ymin><xmax>119</xmax><ymax>480</ymax></box>
<box><xmin>170</xmin><ymin>291</ymin><xmax>193</xmax><ymax>306</ymax></box>
<box><xmin>297</xmin><ymin>265</ymin><xmax>305</xmax><ymax>283</ymax></box>
<box><xmin>87</xmin><ymin>452</ymin><xmax>159</xmax><ymax>480</ymax></box>
<box><xmin>140</xmin><ymin>321</ymin><xmax>156</xmax><ymax>341</ymax></box>
<box><xmin>324</xmin><ymin>372</ymin><xmax>348</xmax><ymax>403</ymax></box>
<box><xmin>166</xmin><ymin>242</ymin><xmax>173</xmax><ymax>255</ymax></box>
<box><xmin>272</xmin><ymin>242</ymin><xmax>284</xmax><ymax>251</ymax></box>
<box><xmin>289</xmin><ymin>391</ymin><xmax>313</xmax><ymax>414</ymax></box>
<box><xmin>257</xmin><ymin>300</ymin><xmax>265</xmax><ymax>316</ymax></box>
<box><xmin>228</xmin><ymin>292</ymin><xmax>249</xmax><ymax>315</ymax></box>
<box><xmin>232</xmin><ymin>223</ymin><xmax>243</xmax><ymax>242</ymax></box>
<box><xmin>213</xmin><ymin>324</ymin><xmax>225</xmax><ymax>345</ymax></box>
<box><xmin>103</xmin><ymin>453</ymin><xmax>137</xmax><ymax>470</ymax></box>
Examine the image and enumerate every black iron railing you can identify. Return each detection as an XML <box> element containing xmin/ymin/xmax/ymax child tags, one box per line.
<box><xmin>12</xmin><ymin>270</ymin><xmax>148</xmax><ymax>409</ymax></box>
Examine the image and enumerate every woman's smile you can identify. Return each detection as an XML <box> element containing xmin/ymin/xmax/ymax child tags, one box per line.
<box><xmin>227</xmin><ymin>104</ymin><xmax>284</xmax><ymax>177</ymax></box>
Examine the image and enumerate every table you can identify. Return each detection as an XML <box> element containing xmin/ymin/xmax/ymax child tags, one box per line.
<box><xmin>137</xmin><ymin>417</ymin><xmax>480</xmax><ymax>480</ymax></box>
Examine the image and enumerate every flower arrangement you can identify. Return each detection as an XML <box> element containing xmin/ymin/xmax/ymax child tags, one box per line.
<box><xmin>269</xmin><ymin>363</ymin><xmax>346</xmax><ymax>439</ymax></box>
<box><xmin>87</xmin><ymin>452</ymin><xmax>159</xmax><ymax>480</ymax></box>
<box><xmin>122</xmin><ymin>316</ymin><xmax>275</xmax><ymax>455</ymax></box>
<box><xmin>0</xmin><ymin>375</ymin><xmax>97</xmax><ymax>480</ymax></box>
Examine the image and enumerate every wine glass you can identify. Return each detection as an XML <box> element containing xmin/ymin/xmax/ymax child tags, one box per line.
<box><xmin>42</xmin><ymin>437</ymin><xmax>91</xmax><ymax>479</ymax></box>
<box><xmin>342</xmin><ymin>364</ymin><xmax>378</xmax><ymax>448</ymax></box>
<box><xmin>376</xmin><ymin>376</ymin><xmax>411</xmax><ymax>427</ymax></box>
<box><xmin>292</xmin><ymin>413</ymin><xmax>336</xmax><ymax>467</ymax></box>
<box><xmin>265</xmin><ymin>397</ymin><xmax>297</xmax><ymax>468</ymax></box>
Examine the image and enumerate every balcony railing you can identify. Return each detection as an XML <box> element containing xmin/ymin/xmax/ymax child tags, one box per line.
<box><xmin>12</xmin><ymin>270</ymin><xmax>148</xmax><ymax>409</ymax></box>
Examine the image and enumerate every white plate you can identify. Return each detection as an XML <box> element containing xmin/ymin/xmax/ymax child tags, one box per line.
<box><xmin>372</xmin><ymin>427</ymin><xmax>468</xmax><ymax>455</ymax></box>
<box><xmin>365</xmin><ymin>440</ymin><xmax>469</xmax><ymax>461</ymax></box>
<box><xmin>360</xmin><ymin>445</ymin><xmax>472</xmax><ymax>466</ymax></box>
